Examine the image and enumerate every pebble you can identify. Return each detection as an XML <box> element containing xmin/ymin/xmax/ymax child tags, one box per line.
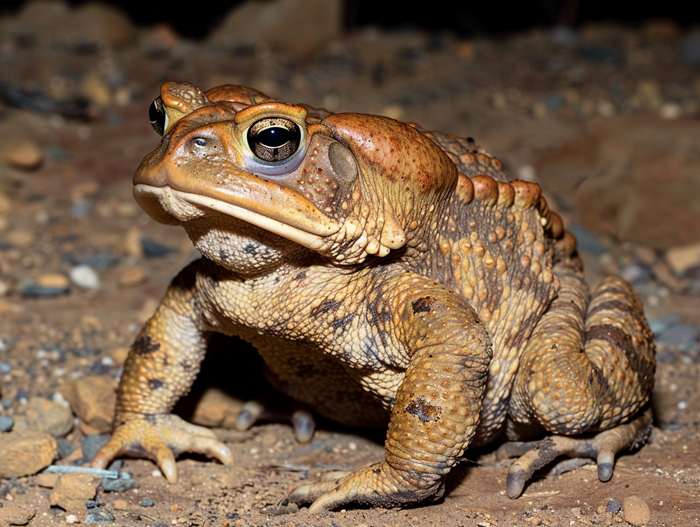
<box><xmin>0</xmin><ymin>136</ymin><xmax>43</xmax><ymax>169</ymax></box>
<box><xmin>665</xmin><ymin>242</ymin><xmax>700</xmax><ymax>276</ymax></box>
<box><xmin>622</xmin><ymin>495</ymin><xmax>651</xmax><ymax>526</ymax></box>
<box><xmin>0</xmin><ymin>415</ymin><xmax>14</xmax><ymax>431</ymax></box>
<box><xmin>69</xmin><ymin>265</ymin><xmax>101</xmax><ymax>291</ymax></box>
<box><xmin>113</xmin><ymin>499</ymin><xmax>127</xmax><ymax>510</ymax></box>
<box><xmin>85</xmin><ymin>509</ymin><xmax>115</xmax><ymax>524</ymax></box>
<box><xmin>101</xmin><ymin>474</ymin><xmax>140</xmax><ymax>492</ymax></box>
<box><xmin>58</xmin><ymin>376</ymin><xmax>117</xmax><ymax>435</ymax></box>
<box><xmin>140</xmin><ymin>499</ymin><xmax>154</xmax><ymax>507</ymax></box>
<box><xmin>49</xmin><ymin>473</ymin><xmax>98</xmax><ymax>516</ymax></box>
<box><xmin>0</xmin><ymin>430</ymin><xmax>57</xmax><ymax>478</ymax></box>
<box><xmin>6</xmin><ymin>229</ymin><xmax>36</xmax><ymax>249</ymax></box>
<box><xmin>81</xmin><ymin>435</ymin><xmax>110</xmax><ymax>462</ymax></box>
<box><xmin>117</xmin><ymin>266</ymin><xmax>147</xmax><ymax>288</ymax></box>
<box><xmin>0</xmin><ymin>504</ymin><xmax>35</xmax><ymax>526</ymax></box>
<box><xmin>606</xmin><ymin>498</ymin><xmax>622</xmax><ymax>514</ymax></box>
<box><xmin>18</xmin><ymin>274</ymin><xmax>70</xmax><ymax>297</ymax></box>
<box><xmin>35</xmin><ymin>472</ymin><xmax>60</xmax><ymax>488</ymax></box>
<box><xmin>56</xmin><ymin>437</ymin><xmax>76</xmax><ymax>459</ymax></box>
<box><xmin>13</xmin><ymin>396</ymin><xmax>73</xmax><ymax>438</ymax></box>
<box><xmin>141</xmin><ymin>237</ymin><xmax>177</xmax><ymax>258</ymax></box>
<box><xmin>191</xmin><ymin>387</ymin><xmax>243</xmax><ymax>428</ymax></box>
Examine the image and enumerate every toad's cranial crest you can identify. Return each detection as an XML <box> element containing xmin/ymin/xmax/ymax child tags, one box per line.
<box><xmin>93</xmin><ymin>82</ymin><xmax>655</xmax><ymax>512</ymax></box>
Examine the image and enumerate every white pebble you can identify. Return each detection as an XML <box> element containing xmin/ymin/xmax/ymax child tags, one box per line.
<box><xmin>659</xmin><ymin>102</ymin><xmax>682</xmax><ymax>120</ymax></box>
<box><xmin>678</xmin><ymin>401</ymin><xmax>688</xmax><ymax>410</ymax></box>
<box><xmin>69</xmin><ymin>265</ymin><xmax>101</xmax><ymax>290</ymax></box>
<box><xmin>66</xmin><ymin>514</ymin><xmax>79</xmax><ymax>523</ymax></box>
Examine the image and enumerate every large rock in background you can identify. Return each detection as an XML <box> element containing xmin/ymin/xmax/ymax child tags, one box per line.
<box><xmin>536</xmin><ymin>116</ymin><xmax>700</xmax><ymax>250</ymax></box>
<box><xmin>208</xmin><ymin>0</ymin><xmax>342</xmax><ymax>51</ymax></box>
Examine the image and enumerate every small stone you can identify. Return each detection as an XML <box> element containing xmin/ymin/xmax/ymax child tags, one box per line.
<box><xmin>659</xmin><ymin>103</ymin><xmax>682</xmax><ymax>120</ymax></box>
<box><xmin>35</xmin><ymin>472</ymin><xmax>60</xmax><ymax>488</ymax></box>
<box><xmin>81</xmin><ymin>435</ymin><xmax>110</xmax><ymax>462</ymax></box>
<box><xmin>123</xmin><ymin>226</ymin><xmax>143</xmax><ymax>258</ymax></box>
<box><xmin>117</xmin><ymin>266</ymin><xmax>147</xmax><ymax>288</ymax></box>
<box><xmin>14</xmin><ymin>396</ymin><xmax>73</xmax><ymax>438</ymax></box>
<box><xmin>66</xmin><ymin>515</ymin><xmax>79</xmax><ymax>524</ymax></box>
<box><xmin>140</xmin><ymin>499</ymin><xmax>154</xmax><ymax>507</ymax></box>
<box><xmin>0</xmin><ymin>504</ymin><xmax>35</xmax><ymax>525</ymax></box>
<box><xmin>0</xmin><ymin>191</ymin><xmax>11</xmax><ymax>214</ymax></box>
<box><xmin>19</xmin><ymin>273</ymin><xmax>70</xmax><ymax>297</ymax></box>
<box><xmin>665</xmin><ymin>242</ymin><xmax>700</xmax><ymax>276</ymax></box>
<box><xmin>101</xmin><ymin>475</ymin><xmax>139</xmax><ymax>492</ymax></box>
<box><xmin>69</xmin><ymin>265</ymin><xmax>101</xmax><ymax>290</ymax></box>
<box><xmin>85</xmin><ymin>509</ymin><xmax>115</xmax><ymax>524</ymax></box>
<box><xmin>6</xmin><ymin>229</ymin><xmax>36</xmax><ymax>249</ymax></box>
<box><xmin>113</xmin><ymin>500</ymin><xmax>127</xmax><ymax>510</ymax></box>
<box><xmin>191</xmin><ymin>387</ymin><xmax>243</xmax><ymax>428</ymax></box>
<box><xmin>50</xmin><ymin>473</ymin><xmax>98</xmax><ymax>516</ymax></box>
<box><xmin>607</xmin><ymin>498</ymin><xmax>622</xmax><ymax>514</ymax></box>
<box><xmin>622</xmin><ymin>495</ymin><xmax>651</xmax><ymax>526</ymax></box>
<box><xmin>140</xmin><ymin>237</ymin><xmax>176</xmax><ymax>258</ymax></box>
<box><xmin>58</xmin><ymin>376</ymin><xmax>117</xmax><ymax>435</ymax></box>
<box><xmin>0</xmin><ymin>415</ymin><xmax>14</xmax><ymax>431</ymax></box>
<box><xmin>0</xmin><ymin>430</ymin><xmax>57</xmax><ymax>478</ymax></box>
<box><xmin>0</xmin><ymin>136</ymin><xmax>43</xmax><ymax>169</ymax></box>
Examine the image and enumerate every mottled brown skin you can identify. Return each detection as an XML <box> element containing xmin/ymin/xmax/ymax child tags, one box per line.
<box><xmin>93</xmin><ymin>82</ymin><xmax>655</xmax><ymax>511</ymax></box>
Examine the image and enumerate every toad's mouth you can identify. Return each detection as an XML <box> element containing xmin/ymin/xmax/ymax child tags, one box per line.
<box><xmin>133</xmin><ymin>183</ymin><xmax>340</xmax><ymax>252</ymax></box>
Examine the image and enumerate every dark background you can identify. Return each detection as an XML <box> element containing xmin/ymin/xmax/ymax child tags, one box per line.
<box><xmin>0</xmin><ymin>0</ymin><xmax>697</xmax><ymax>38</ymax></box>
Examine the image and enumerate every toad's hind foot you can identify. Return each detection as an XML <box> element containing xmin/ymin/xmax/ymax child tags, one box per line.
<box><xmin>499</xmin><ymin>408</ymin><xmax>652</xmax><ymax>498</ymax></box>
<box><xmin>287</xmin><ymin>462</ymin><xmax>443</xmax><ymax>513</ymax></box>
<box><xmin>91</xmin><ymin>413</ymin><xmax>233</xmax><ymax>483</ymax></box>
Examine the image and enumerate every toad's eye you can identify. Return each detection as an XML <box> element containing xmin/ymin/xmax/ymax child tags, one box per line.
<box><xmin>149</xmin><ymin>97</ymin><xmax>168</xmax><ymax>136</ymax></box>
<box><xmin>247</xmin><ymin>118</ymin><xmax>301</xmax><ymax>162</ymax></box>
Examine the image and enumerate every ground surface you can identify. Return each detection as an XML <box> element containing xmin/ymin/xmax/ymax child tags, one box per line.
<box><xmin>0</xmin><ymin>4</ymin><xmax>699</xmax><ymax>526</ymax></box>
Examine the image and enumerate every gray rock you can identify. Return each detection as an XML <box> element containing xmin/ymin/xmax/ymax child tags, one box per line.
<box><xmin>681</xmin><ymin>32</ymin><xmax>700</xmax><ymax>65</ymax></box>
<box><xmin>606</xmin><ymin>498</ymin><xmax>621</xmax><ymax>514</ymax></box>
<box><xmin>656</xmin><ymin>324</ymin><xmax>699</xmax><ymax>352</ymax></box>
<box><xmin>0</xmin><ymin>415</ymin><xmax>14</xmax><ymax>432</ymax></box>
<box><xmin>85</xmin><ymin>509</ymin><xmax>115</xmax><ymax>524</ymax></box>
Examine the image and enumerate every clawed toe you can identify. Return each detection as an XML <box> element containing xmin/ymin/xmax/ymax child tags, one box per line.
<box><xmin>235</xmin><ymin>398</ymin><xmax>315</xmax><ymax>443</ymax></box>
<box><xmin>502</xmin><ymin>410</ymin><xmax>652</xmax><ymax>498</ymax></box>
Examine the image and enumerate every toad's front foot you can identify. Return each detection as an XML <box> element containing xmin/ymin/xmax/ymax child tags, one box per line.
<box><xmin>287</xmin><ymin>461</ymin><xmax>443</xmax><ymax>513</ymax></box>
<box><xmin>91</xmin><ymin>413</ymin><xmax>233</xmax><ymax>483</ymax></box>
<box><xmin>499</xmin><ymin>409</ymin><xmax>652</xmax><ymax>498</ymax></box>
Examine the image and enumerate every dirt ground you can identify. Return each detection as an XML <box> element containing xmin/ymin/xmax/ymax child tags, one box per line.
<box><xmin>0</xmin><ymin>4</ymin><xmax>699</xmax><ymax>526</ymax></box>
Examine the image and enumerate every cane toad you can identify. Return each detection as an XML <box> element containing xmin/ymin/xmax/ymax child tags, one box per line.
<box><xmin>93</xmin><ymin>83</ymin><xmax>655</xmax><ymax>511</ymax></box>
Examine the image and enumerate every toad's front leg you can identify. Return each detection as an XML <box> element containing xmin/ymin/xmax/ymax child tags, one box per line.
<box><xmin>288</xmin><ymin>275</ymin><xmax>492</xmax><ymax>511</ymax></box>
<box><xmin>92</xmin><ymin>263</ymin><xmax>233</xmax><ymax>482</ymax></box>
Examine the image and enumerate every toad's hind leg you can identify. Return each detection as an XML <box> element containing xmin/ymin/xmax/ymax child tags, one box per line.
<box><xmin>506</xmin><ymin>249</ymin><xmax>655</xmax><ymax>498</ymax></box>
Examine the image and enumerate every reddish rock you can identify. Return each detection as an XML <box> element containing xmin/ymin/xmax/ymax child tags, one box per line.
<box><xmin>0</xmin><ymin>430</ymin><xmax>56</xmax><ymax>478</ymax></box>
<box><xmin>537</xmin><ymin>116</ymin><xmax>700</xmax><ymax>250</ymax></box>
<box><xmin>50</xmin><ymin>473</ymin><xmax>98</xmax><ymax>516</ymax></box>
<box><xmin>58</xmin><ymin>375</ymin><xmax>117</xmax><ymax>435</ymax></box>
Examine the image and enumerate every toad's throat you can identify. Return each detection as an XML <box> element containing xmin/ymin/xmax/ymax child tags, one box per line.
<box><xmin>133</xmin><ymin>183</ymin><xmax>339</xmax><ymax>252</ymax></box>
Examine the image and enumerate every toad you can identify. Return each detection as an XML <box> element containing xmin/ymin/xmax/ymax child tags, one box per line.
<box><xmin>93</xmin><ymin>82</ymin><xmax>655</xmax><ymax>512</ymax></box>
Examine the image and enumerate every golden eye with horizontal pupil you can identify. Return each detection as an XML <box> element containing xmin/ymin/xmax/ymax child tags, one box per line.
<box><xmin>247</xmin><ymin>118</ymin><xmax>301</xmax><ymax>162</ymax></box>
<box><xmin>149</xmin><ymin>97</ymin><xmax>168</xmax><ymax>136</ymax></box>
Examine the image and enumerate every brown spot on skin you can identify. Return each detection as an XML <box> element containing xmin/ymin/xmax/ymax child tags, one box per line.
<box><xmin>411</xmin><ymin>296</ymin><xmax>434</xmax><ymax>314</ymax></box>
<box><xmin>133</xmin><ymin>336</ymin><xmax>161</xmax><ymax>356</ymax></box>
<box><xmin>404</xmin><ymin>397</ymin><xmax>442</xmax><ymax>423</ymax></box>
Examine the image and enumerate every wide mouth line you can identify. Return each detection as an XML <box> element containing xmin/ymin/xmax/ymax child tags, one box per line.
<box><xmin>134</xmin><ymin>183</ymin><xmax>333</xmax><ymax>252</ymax></box>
